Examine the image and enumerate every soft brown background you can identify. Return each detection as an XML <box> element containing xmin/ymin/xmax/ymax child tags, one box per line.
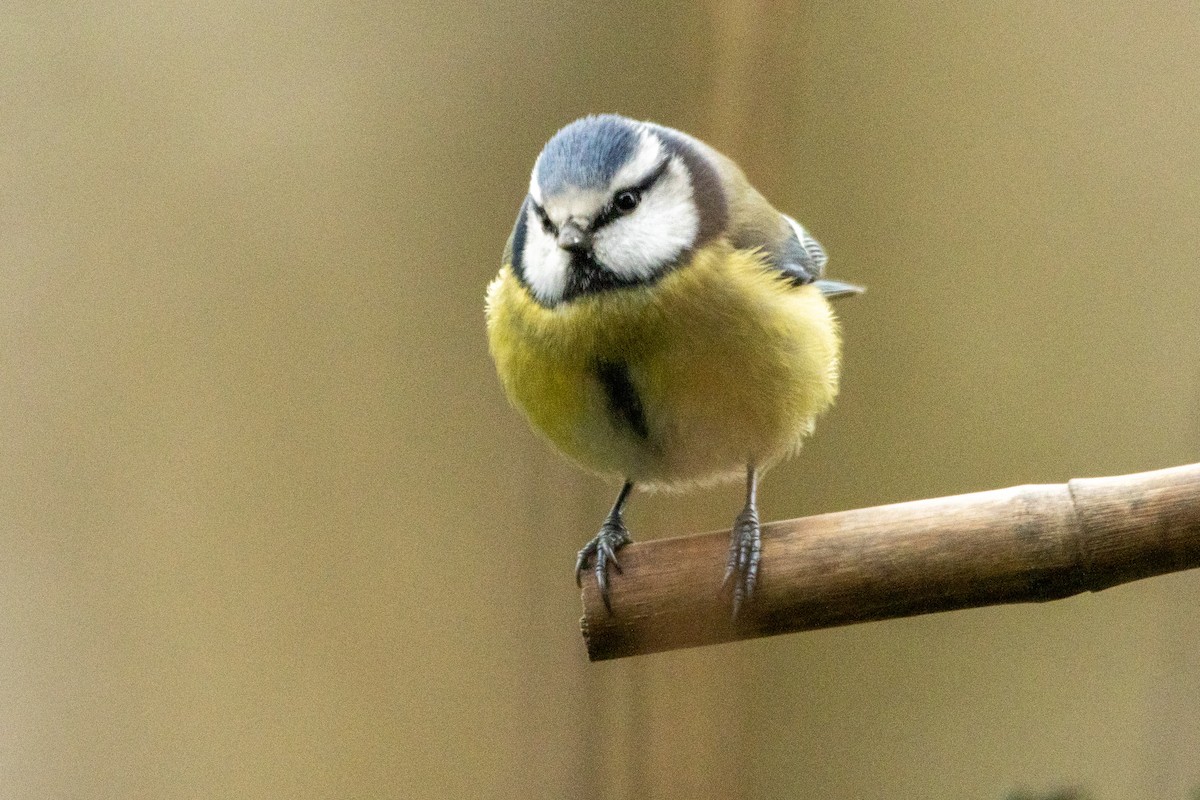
<box><xmin>3</xmin><ymin>1</ymin><xmax>1199</xmax><ymax>798</ymax></box>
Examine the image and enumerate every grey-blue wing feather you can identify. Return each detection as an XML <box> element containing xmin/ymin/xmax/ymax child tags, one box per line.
<box><xmin>771</xmin><ymin>214</ymin><xmax>828</xmax><ymax>286</ymax></box>
<box><xmin>770</xmin><ymin>215</ymin><xmax>864</xmax><ymax>297</ymax></box>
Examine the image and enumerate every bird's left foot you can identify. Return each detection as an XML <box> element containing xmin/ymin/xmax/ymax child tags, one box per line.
<box><xmin>722</xmin><ymin>507</ymin><xmax>761</xmax><ymax>619</ymax></box>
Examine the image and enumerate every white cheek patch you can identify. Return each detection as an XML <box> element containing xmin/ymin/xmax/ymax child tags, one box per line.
<box><xmin>592</xmin><ymin>158</ymin><xmax>699</xmax><ymax>281</ymax></box>
<box><xmin>520</xmin><ymin>208</ymin><xmax>569</xmax><ymax>305</ymax></box>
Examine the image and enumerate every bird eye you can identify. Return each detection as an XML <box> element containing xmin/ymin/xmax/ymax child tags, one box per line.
<box><xmin>613</xmin><ymin>190</ymin><xmax>641</xmax><ymax>214</ymax></box>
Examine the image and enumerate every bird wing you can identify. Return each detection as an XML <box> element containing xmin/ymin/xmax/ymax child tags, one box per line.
<box><xmin>727</xmin><ymin>188</ymin><xmax>863</xmax><ymax>296</ymax></box>
<box><xmin>725</xmin><ymin>188</ymin><xmax>828</xmax><ymax>286</ymax></box>
<box><xmin>705</xmin><ymin>151</ymin><xmax>827</xmax><ymax>287</ymax></box>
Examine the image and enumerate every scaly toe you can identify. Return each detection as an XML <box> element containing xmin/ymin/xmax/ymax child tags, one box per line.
<box><xmin>723</xmin><ymin>510</ymin><xmax>761</xmax><ymax>619</ymax></box>
<box><xmin>576</xmin><ymin>518</ymin><xmax>632</xmax><ymax>612</ymax></box>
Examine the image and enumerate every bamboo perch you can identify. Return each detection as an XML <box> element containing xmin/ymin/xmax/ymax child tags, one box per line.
<box><xmin>579</xmin><ymin>463</ymin><xmax>1200</xmax><ymax>661</ymax></box>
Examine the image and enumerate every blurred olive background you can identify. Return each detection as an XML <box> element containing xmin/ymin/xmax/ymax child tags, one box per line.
<box><xmin>3</xmin><ymin>1</ymin><xmax>1199</xmax><ymax>798</ymax></box>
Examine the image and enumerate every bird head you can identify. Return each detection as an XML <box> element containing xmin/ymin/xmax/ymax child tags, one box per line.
<box><xmin>512</xmin><ymin>114</ymin><xmax>722</xmax><ymax>306</ymax></box>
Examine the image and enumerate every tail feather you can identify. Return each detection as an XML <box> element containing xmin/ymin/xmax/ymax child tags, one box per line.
<box><xmin>814</xmin><ymin>279</ymin><xmax>865</xmax><ymax>299</ymax></box>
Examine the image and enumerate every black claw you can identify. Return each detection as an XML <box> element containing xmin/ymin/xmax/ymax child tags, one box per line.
<box><xmin>575</xmin><ymin>516</ymin><xmax>631</xmax><ymax>612</ymax></box>
<box><xmin>723</xmin><ymin>508</ymin><xmax>761</xmax><ymax>619</ymax></box>
<box><xmin>574</xmin><ymin>551</ymin><xmax>587</xmax><ymax>588</ymax></box>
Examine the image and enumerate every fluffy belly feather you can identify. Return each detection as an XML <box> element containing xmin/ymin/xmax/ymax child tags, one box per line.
<box><xmin>485</xmin><ymin>244</ymin><xmax>841</xmax><ymax>490</ymax></box>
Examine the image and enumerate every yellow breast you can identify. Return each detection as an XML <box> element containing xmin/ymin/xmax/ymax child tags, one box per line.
<box><xmin>485</xmin><ymin>243</ymin><xmax>841</xmax><ymax>490</ymax></box>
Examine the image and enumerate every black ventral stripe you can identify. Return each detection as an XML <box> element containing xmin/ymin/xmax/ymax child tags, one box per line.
<box><xmin>595</xmin><ymin>359</ymin><xmax>649</xmax><ymax>440</ymax></box>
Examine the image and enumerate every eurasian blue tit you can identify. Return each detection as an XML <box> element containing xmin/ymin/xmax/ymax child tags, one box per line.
<box><xmin>485</xmin><ymin>114</ymin><xmax>862</xmax><ymax>617</ymax></box>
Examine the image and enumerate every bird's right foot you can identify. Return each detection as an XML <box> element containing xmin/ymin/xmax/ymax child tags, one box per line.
<box><xmin>575</xmin><ymin>516</ymin><xmax>632</xmax><ymax>612</ymax></box>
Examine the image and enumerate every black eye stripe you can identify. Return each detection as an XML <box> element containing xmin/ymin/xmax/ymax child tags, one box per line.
<box><xmin>531</xmin><ymin>201</ymin><xmax>557</xmax><ymax>234</ymax></box>
<box><xmin>532</xmin><ymin>157</ymin><xmax>674</xmax><ymax>236</ymax></box>
<box><xmin>594</xmin><ymin>157</ymin><xmax>673</xmax><ymax>229</ymax></box>
<box><xmin>624</xmin><ymin>157</ymin><xmax>672</xmax><ymax>197</ymax></box>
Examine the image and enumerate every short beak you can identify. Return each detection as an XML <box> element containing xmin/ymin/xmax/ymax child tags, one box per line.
<box><xmin>556</xmin><ymin>220</ymin><xmax>592</xmax><ymax>252</ymax></box>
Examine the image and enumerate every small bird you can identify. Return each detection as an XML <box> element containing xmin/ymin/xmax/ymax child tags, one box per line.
<box><xmin>485</xmin><ymin>114</ymin><xmax>862</xmax><ymax>617</ymax></box>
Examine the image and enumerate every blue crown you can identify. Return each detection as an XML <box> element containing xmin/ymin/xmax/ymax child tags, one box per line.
<box><xmin>536</xmin><ymin>115</ymin><xmax>640</xmax><ymax>197</ymax></box>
